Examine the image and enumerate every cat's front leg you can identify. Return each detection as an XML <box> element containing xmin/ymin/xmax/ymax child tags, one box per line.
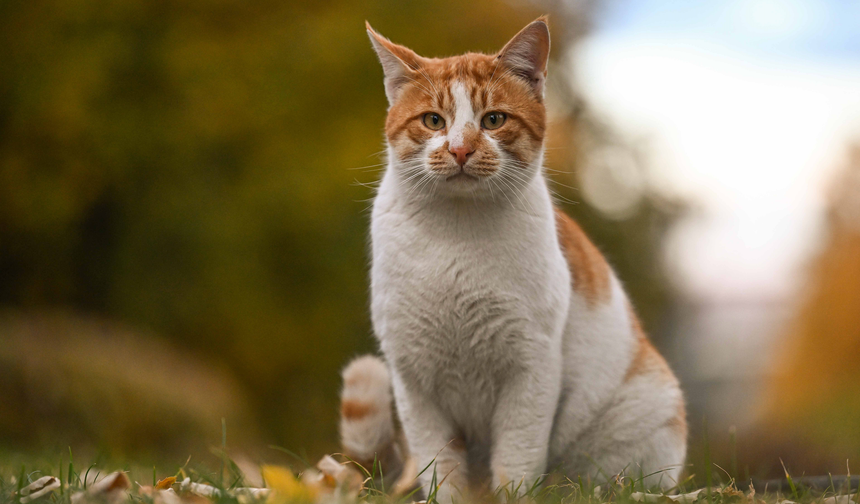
<box><xmin>391</xmin><ymin>373</ymin><xmax>468</xmax><ymax>503</ymax></box>
<box><xmin>490</xmin><ymin>353</ymin><xmax>562</xmax><ymax>495</ymax></box>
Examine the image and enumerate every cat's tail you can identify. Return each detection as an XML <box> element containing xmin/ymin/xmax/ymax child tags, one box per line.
<box><xmin>339</xmin><ymin>355</ymin><xmax>405</xmax><ymax>481</ymax></box>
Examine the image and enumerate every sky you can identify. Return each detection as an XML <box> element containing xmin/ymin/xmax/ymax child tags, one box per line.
<box><xmin>572</xmin><ymin>0</ymin><xmax>860</xmax><ymax>301</ymax></box>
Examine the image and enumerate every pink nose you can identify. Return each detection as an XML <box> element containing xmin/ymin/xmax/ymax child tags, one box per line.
<box><xmin>449</xmin><ymin>145</ymin><xmax>475</xmax><ymax>166</ymax></box>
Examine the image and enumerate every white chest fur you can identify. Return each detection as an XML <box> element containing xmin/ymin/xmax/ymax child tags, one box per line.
<box><xmin>370</xmin><ymin>167</ymin><xmax>570</xmax><ymax>429</ymax></box>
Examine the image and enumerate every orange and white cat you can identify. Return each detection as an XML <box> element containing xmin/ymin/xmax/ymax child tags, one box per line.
<box><xmin>340</xmin><ymin>18</ymin><xmax>687</xmax><ymax>501</ymax></box>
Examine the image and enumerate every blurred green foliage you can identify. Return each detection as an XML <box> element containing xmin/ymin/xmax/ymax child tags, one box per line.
<box><xmin>0</xmin><ymin>311</ymin><xmax>257</xmax><ymax>459</ymax></box>
<box><xmin>0</xmin><ymin>0</ymin><xmax>680</xmax><ymax>459</ymax></box>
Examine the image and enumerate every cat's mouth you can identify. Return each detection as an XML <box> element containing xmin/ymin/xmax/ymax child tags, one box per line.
<box><xmin>446</xmin><ymin>172</ymin><xmax>479</xmax><ymax>182</ymax></box>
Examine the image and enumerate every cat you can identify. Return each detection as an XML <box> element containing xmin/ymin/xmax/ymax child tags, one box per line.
<box><xmin>339</xmin><ymin>17</ymin><xmax>687</xmax><ymax>502</ymax></box>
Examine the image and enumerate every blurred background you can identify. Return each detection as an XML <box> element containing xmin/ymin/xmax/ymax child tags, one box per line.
<box><xmin>1</xmin><ymin>0</ymin><xmax>858</xmax><ymax>480</ymax></box>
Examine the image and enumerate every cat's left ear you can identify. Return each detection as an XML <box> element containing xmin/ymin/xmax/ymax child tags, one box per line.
<box><xmin>366</xmin><ymin>22</ymin><xmax>424</xmax><ymax>105</ymax></box>
<box><xmin>498</xmin><ymin>17</ymin><xmax>551</xmax><ymax>97</ymax></box>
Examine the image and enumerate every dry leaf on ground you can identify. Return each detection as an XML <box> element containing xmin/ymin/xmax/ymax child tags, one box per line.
<box><xmin>70</xmin><ymin>472</ymin><xmax>130</xmax><ymax>504</ymax></box>
<box><xmin>19</xmin><ymin>476</ymin><xmax>61</xmax><ymax>503</ymax></box>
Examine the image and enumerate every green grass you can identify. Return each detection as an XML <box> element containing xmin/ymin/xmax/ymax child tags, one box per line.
<box><xmin>0</xmin><ymin>421</ymin><xmax>855</xmax><ymax>504</ymax></box>
<box><xmin>1</xmin><ymin>448</ymin><xmax>855</xmax><ymax>504</ymax></box>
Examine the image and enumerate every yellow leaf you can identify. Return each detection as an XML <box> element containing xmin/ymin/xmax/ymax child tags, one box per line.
<box><xmin>156</xmin><ymin>477</ymin><xmax>177</xmax><ymax>490</ymax></box>
<box><xmin>262</xmin><ymin>465</ymin><xmax>317</xmax><ymax>504</ymax></box>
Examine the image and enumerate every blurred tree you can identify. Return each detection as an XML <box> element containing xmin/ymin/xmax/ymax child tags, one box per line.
<box><xmin>751</xmin><ymin>144</ymin><xmax>860</xmax><ymax>475</ymax></box>
<box><xmin>0</xmin><ymin>0</ymin><xmax>682</xmax><ymax>458</ymax></box>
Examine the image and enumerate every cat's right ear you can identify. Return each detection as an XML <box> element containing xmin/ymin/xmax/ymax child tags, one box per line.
<box><xmin>366</xmin><ymin>22</ymin><xmax>423</xmax><ymax>105</ymax></box>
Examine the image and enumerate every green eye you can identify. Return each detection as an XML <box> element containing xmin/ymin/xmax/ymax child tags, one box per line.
<box><xmin>422</xmin><ymin>113</ymin><xmax>445</xmax><ymax>131</ymax></box>
<box><xmin>481</xmin><ymin>112</ymin><xmax>506</xmax><ymax>130</ymax></box>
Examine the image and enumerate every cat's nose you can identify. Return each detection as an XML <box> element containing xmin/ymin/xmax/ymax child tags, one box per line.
<box><xmin>449</xmin><ymin>145</ymin><xmax>475</xmax><ymax>166</ymax></box>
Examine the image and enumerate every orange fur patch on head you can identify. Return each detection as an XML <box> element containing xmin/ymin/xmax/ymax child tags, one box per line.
<box><xmin>554</xmin><ymin>207</ymin><xmax>611</xmax><ymax>307</ymax></box>
<box><xmin>341</xmin><ymin>400</ymin><xmax>376</xmax><ymax>420</ymax></box>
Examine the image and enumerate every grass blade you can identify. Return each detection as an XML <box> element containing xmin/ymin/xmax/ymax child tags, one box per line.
<box><xmin>780</xmin><ymin>458</ymin><xmax>798</xmax><ymax>500</ymax></box>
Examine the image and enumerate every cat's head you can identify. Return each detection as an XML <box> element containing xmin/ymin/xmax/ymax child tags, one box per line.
<box><xmin>367</xmin><ymin>18</ymin><xmax>550</xmax><ymax>198</ymax></box>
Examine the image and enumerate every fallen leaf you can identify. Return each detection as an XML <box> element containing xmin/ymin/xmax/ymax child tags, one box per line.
<box><xmin>155</xmin><ymin>488</ymin><xmax>184</xmax><ymax>504</ymax></box>
<box><xmin>719</xmin><ymin>486</ymin><xmax>745</xmax><ymax>503</ymax></box>
<box><xmin>156</xmin><ymin>477</ymin><xmax>177</xmax><ymax>490</ymax></box>
<box><xmin>823</xmin><ymin>495</ymin><xmax>859</xmax><ymax>504</ymax></box>
<box><xmin>71</xmin><ymin>472</ymin><xmax>130</xmax><ymax>504</ymax></box>
<box><xmin>179</xmin><ymin>478</ymin><xmax>220</xmax><ymax>498</ymax></box>
<box><xmin>631</xmin><ymin>489</ymin><xmax>704</xmax><ymax>503</ymax></box>
<box><xmin>19</xmin><ymin>476</ymin><xmax>60</xmax><ymax>503</ymax></box>
<box><xmin>232</xmin><ymin>456</ymin><xmax>265</xmax><ymax>489</ymax></box>
<box><xmin>262</xmin><ymin>465</ymin><xmax>317</xmax><ymax>504</ymax></box>
<box><xmin>316</xmin><ymin>456</ymin><xmax>362</xmax><ymax>494</ymax></box>
<box><xmin>630</xmin><ymin>492</ymin><xmax>671</xmax><ymax>503</ymax></box>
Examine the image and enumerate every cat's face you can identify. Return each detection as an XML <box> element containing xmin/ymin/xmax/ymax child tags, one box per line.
<box><xmin>368</xmin><ymin>19</ymin><xmax>550</xmax><ymax>198</ymax></box>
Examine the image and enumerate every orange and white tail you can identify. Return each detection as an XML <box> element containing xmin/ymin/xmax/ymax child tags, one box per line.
<box><xmin>339</xmin><ymin>355</ymin><xmax>404</xmax><ymax>481</ymax></box>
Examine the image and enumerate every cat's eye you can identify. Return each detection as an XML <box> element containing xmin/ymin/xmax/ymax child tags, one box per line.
<box><xmin>422</xmin><ymin>113</ymin><xmax>446</xmax><ymax>131</ymax></box>
<box><xmin>481</xmin><ymin>112</ymin><xmax>507</xmax><ymax>130</ymax></box>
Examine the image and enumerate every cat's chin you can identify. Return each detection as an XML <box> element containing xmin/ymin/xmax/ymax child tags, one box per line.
<box><xmin>429</xmin><ymin>172</ymin><xmax>500</xmax><ymax>199</ymax></box>
<box><xmin>445</xmin><ymin>172</ymin><xmax>480</xmax><ymax>182</ymax></box>
<box><xmin>435</xmin><ymin>168</ymin><xmax>488</xmax><ymax>194</ymax></box>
